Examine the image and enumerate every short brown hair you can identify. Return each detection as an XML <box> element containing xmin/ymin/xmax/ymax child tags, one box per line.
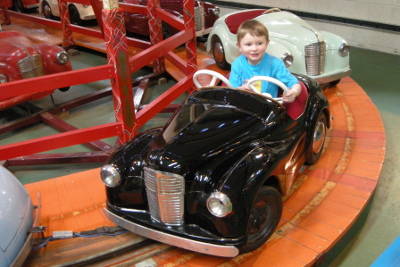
<box><xmin>237</xmin><ymin>20</ymin><xmax>269</xmax><ymax>43</ymax></box>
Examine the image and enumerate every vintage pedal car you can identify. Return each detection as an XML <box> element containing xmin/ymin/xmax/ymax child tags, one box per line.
<box><xmin>39</xmin><ymin>0</ymin><xmax>96</xmax><ymax>25</ymax></box>
<box><xmin>207</xmin><ymin>8</ymin><xmax>351</xmax><ymax>86</ymax></box>
<box><xmin>0</xmin><ymin>166</ymin><xmax>40</xmax><ymax>267</ymax></box>
<box><xmin>0</xmin><ymin>28</ymin><xmax>72</xmax><ymax>110</ymax></box>
<box><xmin>2</xmin><ymin>0</ymin><xmax>39</xmax><ymax>13</ymax></box>
<box><xmin>100</xmin><ymin>72</ymin><xmax>330</xmax><ymax>257</ymax></box>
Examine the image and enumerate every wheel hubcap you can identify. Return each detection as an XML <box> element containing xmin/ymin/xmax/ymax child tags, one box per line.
<box><xmin>312</xmin><ymin>121</ymin><xmax>326</xmax><ymax>154</ymax></box>
<box><xmin>213</xmin><ymin>42</ymin><xmax>224</xmax><ymax>63</ymax></box>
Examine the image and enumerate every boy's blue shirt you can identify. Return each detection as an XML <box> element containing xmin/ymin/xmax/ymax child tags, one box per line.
<box><xmin>229</xmin><ymin>53</ymin><xmax>298</xmax><ymax>97</ymax></box>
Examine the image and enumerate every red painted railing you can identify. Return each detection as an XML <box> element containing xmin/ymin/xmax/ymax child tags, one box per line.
<box><xmin>0</xmin><ymin>0</ymin><xmax>197</xmax><ymax>162</ymax></box>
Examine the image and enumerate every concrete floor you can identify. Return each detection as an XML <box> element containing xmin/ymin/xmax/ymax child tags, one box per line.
<box><xmin>1</xmin><ymin>46</ymin><xmax>399</xmax><ymax>266</ymax></box>
<box><xmin>321</xmin><ymin>48</ymin><xmax>400</xmax><ymax>266</ymax></box>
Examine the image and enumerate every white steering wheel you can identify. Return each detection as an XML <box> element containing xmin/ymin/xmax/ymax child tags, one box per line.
<box><xmin>247</xmin><ymin>76</ymin><xmax>290</xmax><ymax>103</ymax></box>
<box><xmin>193</xmin><ymin>69</ymin><xmax>232</xmax><ymax>88</ymax></box>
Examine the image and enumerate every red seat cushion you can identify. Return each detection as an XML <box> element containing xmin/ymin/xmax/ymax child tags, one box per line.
<box><xmin>283</xmin><ymin>82</ymin><xmax>309</xmax><ymax>120</ymax></box>
<box><xmin>225</xmin><ymin>10</ymin><xmax>266</xmax><ymax>34</ymax></box>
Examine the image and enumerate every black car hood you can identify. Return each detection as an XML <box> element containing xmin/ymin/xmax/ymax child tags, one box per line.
<box><xmin>146</xmin><ymin>88</ymin><xmax>285</xmax><ymax>175</ymax></box>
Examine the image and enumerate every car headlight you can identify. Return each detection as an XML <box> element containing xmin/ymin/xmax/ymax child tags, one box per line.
<box><xmin>0</xmin><ymin>74</ymin><xmax>7</xmax><ymax>83</ymax></box>
<box><xmin>207</xmin><ymin>192</ymin><xmax>232</xmax><ymax>217</ymax></box>
<box><xmin>339</xmin><ymin>43</ymin><xmax>350</xmax><ymax>57</ymax></box>
<box><xmin>281</xmin><ymin>53</ymin><xmax>293</xmax><ymax>68</ymax></box>
<box><xmin>56</xmin><ymin>51</ymin><xmax>69</xmax><ymax>65</ymax></box>
<box><xmin>210</xmin><ymin>7</ymin><xmax>220</xmax><ymax>16</ymax></box>
<box><xmin>101</xmin><ymin>164</ymin><xmax>121</xmax><ymax>188</ymax></box>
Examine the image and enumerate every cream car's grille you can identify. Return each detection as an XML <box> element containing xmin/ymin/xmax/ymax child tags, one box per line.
<box><xmin>18</xmin><ymin>55</ymin><xmax>44</xmax><ymax>79</ymax></box>
<box><xmin>194</xmin><ymin>5</ymin><xmax>205</xmax><ymax>31</ymax></box>
<box><xmin>305</xmin><ymin>41</ymin><xmax>326</xmax><ymax>76</ymax></box>
<box><xmin>144</xmin><ymin>167</ymin><xmax>184</xmax><ymax>226</ymax></box>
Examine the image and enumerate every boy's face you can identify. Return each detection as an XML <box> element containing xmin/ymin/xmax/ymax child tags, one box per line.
<box><xmin>237</xmin><ymin>33</ymin><xmax>269</xmax><ymax>65</ymax></box>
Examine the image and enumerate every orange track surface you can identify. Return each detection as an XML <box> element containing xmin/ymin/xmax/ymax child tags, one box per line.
<box><xmin>24</xmin><ymin>76</ymin><xmax>386</xmax><ymax>266</ymax></box>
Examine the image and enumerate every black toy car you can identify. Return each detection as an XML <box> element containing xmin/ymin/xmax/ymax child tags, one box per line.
<box><xmin>100</xmin><ymin>73</ymin><xmax>330</xmax><ymax>257</ymax></box>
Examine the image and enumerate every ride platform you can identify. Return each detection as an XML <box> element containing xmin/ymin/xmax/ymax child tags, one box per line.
<box><xmin>1</xmin><ymin>13</ymin><xmax>385</xmax><ymax>267</ymax></box>
<box><xmin>22</xmin><ymin>75</ymin><xmax>385</xmax><ymax>266</ymax></box>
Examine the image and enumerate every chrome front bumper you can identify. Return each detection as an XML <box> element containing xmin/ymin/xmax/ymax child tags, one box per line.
<box><xmin>103</xmin><ymin>208</ymin><xmax>240</xmax><ymax>257</ymax></box>
<box><xmin>314</xmin><ymin>69</ymin><xmax>352</xmax><ymax>84</ymax></box>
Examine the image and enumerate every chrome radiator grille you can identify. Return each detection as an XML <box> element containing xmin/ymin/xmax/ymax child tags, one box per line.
<box><xmin>194</xmin><ymin>5</ymin><xmax>205</xmax><ymax>31</ymax></box>
<box><xmin>144</xmin><ymin>167</ymin><xmax>185</xmax><ymax>226</ymax></box>
<box><xmin>305</xmin><ymin>41</ymin><xmax>326</xmax><ymax>76</ymax></box>
<box><xmin>18</xmin><ymin>55</ymin><xmax>44</xmax><ymax>79</ymax></box>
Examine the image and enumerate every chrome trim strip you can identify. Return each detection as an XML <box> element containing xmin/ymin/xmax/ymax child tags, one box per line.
<box><xmin>103</xmin><ymin>208</ymin><xmax>240</xmax><ymax>257</ymax></box>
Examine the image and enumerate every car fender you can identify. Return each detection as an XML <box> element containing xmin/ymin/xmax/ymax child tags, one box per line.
<box><xmin>320</xmin><ymin>30</ymin><xmax>351</xmax><ymax>73</ymax></box>
<box><xmin>39</xmin><ymin>0</ymin><xmax>59</xmax><ymax>17</ymax></box>
<box><xmin>207</xmin><ymin>23</ymin><xmax>239</xmax><ymax>64</ymax></box>
<box><xmin>0</xmin><ymin>62</ymin><xmax>20</xmax><ymax>82</ymax></box>
<box><xmin>104</xmin><ymin>128</ymin><xmax>162</xmax><ymax>206</ymax></box>
<box><xmin>36</xmin><ymin>43</ymin><xmax>72</xmax><ymax>75</ymax></box>
<box><xmin>71</xmin><ymin>3</ymin><xmax>95</xmax><ymax>19</ymax></box>
<box><xmin>266</xmin><ymin>39</ymin><xmax>307</xmax><ymax>74</ymax></box>
<box><xmin>189</xmin><ymin>144</ymin><xmax>279</xmax><ymax>236</ymax></box>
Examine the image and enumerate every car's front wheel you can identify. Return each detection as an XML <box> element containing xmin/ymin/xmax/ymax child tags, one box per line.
<box><xmin>240</xmin><ymin>186</ymin><xmax>282</xmax><ymax>254</ymax></box>
<box><xmin>42</xmin><ymin>1</ymin><xmax>54</xmax><ymax>19</ymax></box>
<box><xmin>212</xmin><ymin>36</ymin><xmax>231</xmax><ymax>70</ymax></box>
<box><xmin>306</xmin><ymin>112</ymin><xmax>327</xmax><ymax>165</ymax></box>
<box><xmin>68</xmin><ymin>5</ymin><xmax>83</xmax><ymax>25</ymax></box>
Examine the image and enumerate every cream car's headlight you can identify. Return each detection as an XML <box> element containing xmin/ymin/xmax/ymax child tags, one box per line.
<box><xmin>207</xmin><ymin>192</ymin><xmax>232</xmax><ymax>217</ymax></box>
<box><xmin>101</xmin><ymin>164</ymin><xmax>121</xmax><ymax>188</ymax></box>
<box><xmin>339</xmin><ymin>43</ymin><xmax>350</xmax><ymax>57</ymax></box>
<box><xmin>56</xmin><ymin>51</ymin><xmax>69</xmax><ymax>65</ymax></box>
<box><xmin>281</xmin><ymin>53</ymin><xmax>293</xmax><ymax>67</ymax></box>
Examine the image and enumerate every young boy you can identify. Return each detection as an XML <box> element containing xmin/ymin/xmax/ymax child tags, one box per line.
<box><xmin>229</xmin><ymin>20</ymin><xmax>301</xmax><ymax>103</ymax></box>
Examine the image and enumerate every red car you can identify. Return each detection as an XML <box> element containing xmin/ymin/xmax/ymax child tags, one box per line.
<box><xmin>0</xmin><ymin>28</ymin><xmax>72</xmax><ymax>110</ymax></box>
<box><xmin>3</xmin><ymin>0</ymin><xmax>39</xmax><ymax>13</ymax></box>
<box><xmin>122</xmin><ymin>0</ymin><xmax>220</xmax><ymax>38</ymax></box>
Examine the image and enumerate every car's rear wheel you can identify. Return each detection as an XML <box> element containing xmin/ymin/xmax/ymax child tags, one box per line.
<box><xmin>306</xmin><ymin>112</ymin><xmax>327</xmax><ymax>165</ymax></box>
<box><xmin>329</xmin><ymin>79</ymin><xmax>341</xmax><ymax>87</ymax></box>
<box><xmin>69</xmin><ymin>5</ymin><xmax>83</xmax><ymax>25</ymax></box>
<box><xmin>42</xmin><ymin>1</ymin><xmax>54</xmax><ymax>19</ymax></box>
<box><xmin>240</xmin><ymin>186</ymin><xmax>282</xmax><ymax>254</ymax></box>
<box><xmin>58</xmin><ymin>87</ymin><xmax>70</xmax><ymax>92</ymax></box>
<box><xmin>212</xmin><ymin>36</ymin><xmax>231</xmax><ymax>70</ymax></box>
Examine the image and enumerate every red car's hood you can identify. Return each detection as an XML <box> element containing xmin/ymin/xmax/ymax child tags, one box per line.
<box><xmin>0</xmin><ymin>31</ymin><xmax>39</xmax><ymax>61</ymax></box>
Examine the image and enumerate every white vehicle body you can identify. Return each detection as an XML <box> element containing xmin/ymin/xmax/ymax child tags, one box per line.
<box><xmin>39</xmin><ymin>0</ymin><xmax>95</xmax><ymax>23</ymax></box>
<box><xmin>206</xmin><ymin>9</ymin><xmax>351</xmax><ymax>85</ymax></box>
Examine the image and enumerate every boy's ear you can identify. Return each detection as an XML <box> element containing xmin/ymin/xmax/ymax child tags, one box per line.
<box><xmin>236</xmin><ymin>42</ymin><xmax>241</xmax><ymax>52</ymax></box>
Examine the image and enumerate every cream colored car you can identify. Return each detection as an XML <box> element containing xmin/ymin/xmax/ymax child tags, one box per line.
<box><xmin>207</xmin><ymin>9</ymin><xmax>351</xmax><ymax>86</ymax></box>
<box><xmin>39</xmin><ymin>0</ymin><xmax>96</xmax><ymax>25</ymax></box>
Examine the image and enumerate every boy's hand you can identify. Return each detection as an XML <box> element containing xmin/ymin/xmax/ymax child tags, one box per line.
<box><xmin>282</xmin><ymin>84</ymin><xmax>301</xmax><ymax>103</ymax></box>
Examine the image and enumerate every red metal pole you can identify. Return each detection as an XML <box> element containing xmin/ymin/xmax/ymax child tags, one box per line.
<box><xmin>182</xmin><ymin>0</ymin><xmax>197</xmax><ymax>92</ymax></box>
<box><xmin>0</xmin><ymin>0</ymin><xmax>11</xmax><ymax>25</ymax></box>
<box><xmin>147</xmin><ymin>0</ymin><xmax>165</xmax><ymax>74</ymax></box>
<box><xmin>58</xmin><ymin>0</ymin><xmax>75</xmax><ymax>49</ymax></box>
<box><xmin>102</xmin><ymin>5</ymin><xmax>136</xmax><ymax>144</ymax></box>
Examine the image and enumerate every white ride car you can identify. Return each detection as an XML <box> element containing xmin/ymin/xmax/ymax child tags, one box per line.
<box><xmin>206</xmin><ymin>8</ymin><xmax>351</xmax><ymax>86</ymax></box>
<box><xmin>39</xmin><ymin>0</ymin><xmax>96</xmax><ymax>25</ymax></box>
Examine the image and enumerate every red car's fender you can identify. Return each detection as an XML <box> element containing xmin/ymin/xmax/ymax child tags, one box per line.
<box><xmin>0</xmin><ymin>62</ymin><xmax>20</xmax><ymax>82</ymax></box>
<box><xmin>36</xmin><ymin>43</ymin><xmax>73</xmax><ymax>75</ymax></box>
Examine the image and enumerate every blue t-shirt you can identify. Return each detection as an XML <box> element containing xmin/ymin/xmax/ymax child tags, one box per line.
<box><xmin>229</xmin><ymin>53</ymin><xmax>298</xmax><ymax>97</ymax></box>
